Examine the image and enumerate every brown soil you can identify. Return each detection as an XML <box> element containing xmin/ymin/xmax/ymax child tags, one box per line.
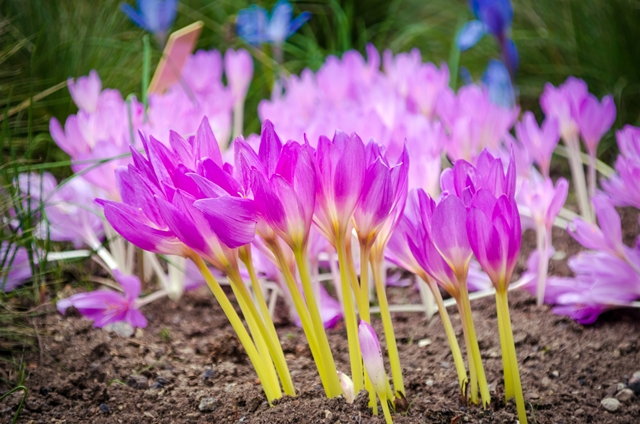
<box><xmin>1</xmin><ymin>209</ymin><xmax>639</xmax><ymax>424</ymax></box>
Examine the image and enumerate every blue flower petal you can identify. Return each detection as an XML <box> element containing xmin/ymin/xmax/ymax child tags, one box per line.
<box><xmin>481</xmin><ymin>59</ymin><xmax>515</xmax><ymax>108</ymax></box>
<box><xmin>121</xmin><ymin>3</ymin><xmax>151</xmax><ymax>32</ymax></box>
<box><xmin>503</xmin><ymin>38</ymin><xmax>519</xmax><ymax>75</ymax></box>
<box><xmin>267</xmin><ymin>0</ymin><xmax>293</xmax><ymax>44</ymax></box>
<box><xmin>157</xmin><ymin>0</ymin><xmax>178</xmax><ymax>33</ymax></box>
<box><xmin>456</xmin><ymin>20</ymin><xmax>487</xmax><ymax>51</ymax></box>
<box><xmin>237</xmin><ymin>5</ymin><xmax>269</xmax><ymax>45</ymax></box>
<box><xmin>288</xmin><ymin>11</ymin><xmax>311</xmax><ymax>38</ymax></box>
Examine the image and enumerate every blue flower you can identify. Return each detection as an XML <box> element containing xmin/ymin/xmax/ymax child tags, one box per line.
<box><xmin>456</xmin><ymin>0</ymin><xmax>518</xmax><ymax>76</ymax></box>
<box><xmin>121</xmin><ymin>0</ymin><xmax>178</xmax><ymax>45</ymax></box>
<box><xmin>237</xmin><ymin>0</ymin><xmax>311</xmax><ymax>46</ymax></box>
<box><xmin>481</xmin><ymin>59</ymin><xmax>516</xmax><ymax>108</ymax></box>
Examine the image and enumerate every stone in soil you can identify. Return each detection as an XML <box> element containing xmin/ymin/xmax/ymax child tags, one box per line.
<box><xmin>601</xmin><ymin>397</ymin><xmax>621</xmax><ymax>412</ymax></box>
<box><xmin>615</xmin><ymin>388</ymin><xmax>635</xmax><ymax>403</ymax></box>
<box><xmin>126</xmin><ymin>375</ymin><xmax>149</xmax><ymax>390</ymax></box>
<box><xmin>198</xmin><ymin>397</ymin><xmax>219</xmax><ymax>412</ymax></box>
<box><xmin>629</xmin><ymin>371</ymin><xmax>640</xmax><ymax>395</ymax></box>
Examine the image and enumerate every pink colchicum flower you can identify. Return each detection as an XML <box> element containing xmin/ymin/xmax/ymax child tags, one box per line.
<box><xmin>57</xmin><ymin>270</ymin><xmax>147</xmax><ymax>328</ymax></box>
<box><xmin>67</xmin><ymin>70</ymin><xmax>102</xmax><ymax>113</ymax></box>
<box><xmin>602</xmin><ymin>125</ymin><xmax>640</xmax><ymax>209</ymax></box>
<box><xmin>358</xmin><ymin>321</ymin><xmax>387</xmax><ymax>394</ymax></box>
<box><xmin>466</xmin><ymin>190</ymin><xmax>522</xmax><ymax>291</ymax></box>
<box><xmin>540</xmin><ymin>77</ymin><xmax>588</xmax><ymax>142</ymax></box>
<box><xmin>225</xmin><ymin>49</ymin><xmax>254</xmax><ymax>104</ymax></box>
<box><xmin>252</xmin><ymin>139</ymin><xmax>316</xmax><ymax>250</ymax></box>
<box><xmin>518</xmin><ymin>175</ymin><xmax>569</xmax><ymax>232</ymax></box>
<box><xmin>576</xmin><ymin>94</ymin><xmax>616</xmax><ymax>156</ymax></box>
<box><xmin>515</xmin><ymin>111</ymin><xmax>559</xmax><ymax>177</ymax></box>
<box><xmin>1</xmin><ymin>243</ymin><xmax>33</xmax><ymax>292</ymax></box>
<box><xmin>313</xmin><ymin>131</ymin><xmax>367</xmax><ymax>245</ymax></box>
<box><xmin>568</xmin><ymin>193</ymin><xmax>637</xmax><ymax>262</ymax></box>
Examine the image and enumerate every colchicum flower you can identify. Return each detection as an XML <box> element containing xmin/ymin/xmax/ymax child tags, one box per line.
<box><xmin>602</xmin><ymin>125</ymin><xmax>640</xmax><ymax>209</ymax></box>
<box><xmin>120</xmin><ymin>0</ymin><xmax>178</xmax><ymax>46</ymax></box>
<box><xmin>57</xmin><ymin>270</ymin><xmax>147</xmax><ymax>329</ymax></box>
<box><xmin>515</xmin><ymin>111</ymin><xmax>560</xmax><ymax>178</ymax></box>
<box><xmin>1</xmin><ymin>243</ymin><xmax>33</xmax><ymax>292</ymax></box>
<box><xmin>236</xmin><ymin>0</ymin><xmax>311</xmax><ymax>46</ymax></box>
<box><xmin>456</xmin><ymin>0</ymin><xmax>518</xmax><ymax>77</ymax></box>
<box><xmin>358</xmin><ymin>321</ymin><xmax>393</xmax><ymax>424</ymax></box>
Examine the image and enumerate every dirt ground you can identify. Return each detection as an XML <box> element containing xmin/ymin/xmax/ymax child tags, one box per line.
<box><xmin>1</xmin><ymin>208</ymin><xmax>639</xmax><ymax>423</ymax></box>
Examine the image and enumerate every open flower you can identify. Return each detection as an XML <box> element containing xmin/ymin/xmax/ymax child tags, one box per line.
<box><xmin>515</xmin><ymin>111</ymin><xmax>560</xmax><ymax>177</ymax></box>
<box><xmin>120</xmin><ymin>0</ymin><xmax>178</xmax><ymax>46</ymax></box>
<box><xmin>68</xmin><ymin>70</ymin><xmax>102</xmax><ymax>113</ymax></box>
<box><xmin>57</xmin><ymin>270</ymin><xmax>147</xmax><ymax>328</ymax></box>
<box><xmin>236</xmin><ymin>0</ymin><xmax>310</xmax><ymax>46</ymax></box>
<box><xmin>576</xmin><ymin>93</ymin><xmax>616</xmax><ymax>156</ymax></box>
<box><xmin>457</xmin><ymin>0</ymin><xmax>518</xmax><ymax>76</ymax></box>
<box><xmin>603</xmin><ymin>125</ymin><xmax>640</xmax><ymax>209</ymax></box>
<box><xmin>1</xmin><ymin>243</ymin><xmax>32</xmax><ymax>292</ymax></box>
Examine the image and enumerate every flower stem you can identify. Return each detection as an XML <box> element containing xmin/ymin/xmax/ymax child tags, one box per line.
<box><xmin>379</xmin><ymin>391</ymin><xmax>393</xmax><ymax>424</ymax></box>
<box><xmin>564</xmin><ymin>135</ymin><xmax>592</xmax><ymax>223</ymax></box>
<box><xmin>224</xmin><ymin>266</ymin><xmax>281</xmax><ymax>399</ymax></box>
<box><xmin>293</xmin><ymin>247</ymin><xmax>342</xmax><ymax>396</ymax></box>
<box><xmin>336</xmin><ymin>237</ymin><xmax>364</xmax><ymax>393</ymax></box>
<box><xmin>230</xmin><ymin>258</ymin><xmax>296</xmax><ymax>397</ymax></box>
<box><xmin>496</xmin><ymin>289</ymin><xmax>528</xmax><ymax>424</ymax></box>
<box><xmin>270</xmin><ymin>241</ymin><xmax>337</xmax><ymax>397</ymax></box>
<box><xmin>535</xmin><ymin>224</ymin><xmax>547</xmax><ymax>307</ymax></box>
<box><xmin>371</xmin><ymin>250</ymin><xmax>405</xmax><ymax>398</ymax></box>
<box><xmin>588</xmin><ymin>150</ymin><xmax>597</xmax><ymax>203</ymax></box>
<box><xmin>458</xmin><ymin>281</ymin><xmax>491</xmax><ymax>408</ymax></box>
<box><xmin>191</xmin><ymin>255</ymin><xmax>279</xmax><ymax>404</ymax></box>
<box><xmin>420</xmin><ymin>274</ymin><xmax>467</xmax><ymax>393</ymax></box>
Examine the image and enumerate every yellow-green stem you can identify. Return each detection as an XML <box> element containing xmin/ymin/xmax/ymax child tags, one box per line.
<box><xmin>346</xmin><ymin>241</ymin><xmax>367</xmax><ymax>317</ymax></box>
<box><xmin>456</xmin><ymin>295</ymin><xmax>478</xmax><ymax>404</ymax></box>
<box><xmin>421</xmin><ymin>275</ymin><xmax>467</xmax><ymax>393</ymax></box>
<box><xmin>226</xmin><ymin>267</ymin><xmax>282</xmax><ymax>399</ymax></box>
<box><xmin>269</xmin><ymin>241</ymin><xmax>335</xmax><ymax>396</ymax></box>
<box><xmin>371</xmin><ymin>251</ymin><xmax>405</xmax><ymax>398</ymax></box>
<box><xmin>358</xmin><ymin>243</ymin><xmax>371</xmax><ymax>323</ymax></box>
<box><xmin>379</xmin><ymin>391</ymin><xmax>393</xmax><ymax>424</ymax></box>
<box><xmin>228</xmin><ymin>264</ymin><xmax>295</xmax><ymax>397</ymax></box>
<box><xmin>496</xmin><ymin>282</ymin><xmax>515</xmax><ymax>399</ymax></box>
<box><xmin>357</xmin><ymin>242</ymin><xmax>378</xmax><ymax>409</ymax></box>
<box><xmin>191</xmin><ymin>255</ymin><xmax>278</xmax><ymax>404</ymax></box>
<box><xmin>293</xmin><ymin>247</ymin><xmax>342</xmax><ymax>396</ymax></box>
<box><xmin>459</xmin><ymin>282</ymin><xmax>491</xmax><ymax>408</ymax></box>
<box><xmin>496</xmin><ymin>289</ymin><xmax>528</xmax><ymax>424</ymax></box>
<box><xmin>336</xmin><ymin>238</ymin><xmax>364</xmax><ymax>393</ymax></box>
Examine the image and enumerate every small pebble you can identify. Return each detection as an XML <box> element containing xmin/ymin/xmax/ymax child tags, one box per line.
<box><xmin>417</xmin><ymin>338</ymin><xmax>432</xmax><ymax>348</ymax></box>
<box><xmin>615</xmin><ymin>388</ymin><xmax>635</xmax><ymax>403</ymax></box>
<box><xmin>541</xmin><ymin>377</ymin><xmax>551</xmax><ymax>388</ymax></box>
<box><xmin>127</xmin><ymin>375</ymin><xmax>149</xmax><ymax>390</ymax></box>
<box><xmin>99</xmin><ymin>404</ymin><xmax>110</xmax><ymax>414</ymax></box>
<box><xmin>198</xmin><ymin>397</ymin><xmax>219</xmax><ymax>412</ymax></box>
<box><xmin>617</xmin><ymin>382</ymin><xmax>626</xmax><ymax>391</ymax></box>
<box><xmin>601</xmin><ymin>397</ymin><xmax>621</xmax><ymax>412</ymax></box>
<box><xmin>324</xmin><ymin>410</ymin><xmax>333</xmax><ymax>420</ymax></box>
<box><xmin>201</xmin><ymin>369</ymin><xmax>215</xmax><ymax>380</ymax></box>
<box><xmin>440</xmin><ymin>362</ymin><xmax>450</xmax><ymax>369</ymax></box>
<box><xmin>425</xmin><ymin>379</ymin><xmax>434</xmax><ymax>387</ymax></box>
<box><xmin>574</xmin><ymin>408</ymin><xmax>585</xmax><ymax>417</ymax></box>
<box><xmin>550</xmin><ymin>370</ymin><xmax>559</xmax><ymax>378</ymax></box>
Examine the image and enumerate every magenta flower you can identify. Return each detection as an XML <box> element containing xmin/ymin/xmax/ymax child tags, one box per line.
<box><xmin>515</xmin><ymin>111</ymin><xmax>560</xmax><ymax>177</ymax></box>
<box><xmin>57</xmin><ymin>270</ymin><xmax>147</xmax><ymax>328</ymax></box>
<box><xmin>576</xmin><ymin>94</ymin><xmax>616</xmax><ymax>156</ymax></box>
<box><xmin>225</xmin><ymin>49</ymin><xmax>254</xmax><ymax>103</ymax></box>
<box><xmin>1</xmin><ymin>243</ymin><xmax>32</xmax><ymax>292</ymax></box>
<box><xmin>602</xmin><ymin>125</ymin><xmax>640</xmax><ymax>209</ymax></box>
<box><xmin>540</xmin><ymin>77</ymin><xmax>588</xmax><ymax>141</ymax></box>
<box><xmin>518</xmin><ymin>175</ymin><xmax>568</xmax><ymax>231</ymax></box>
<box><xmin>354</xmin><ymin>144</ymin><xmax>409</xmax><ymax>249</ymax></box>
<box><xmin>466</xmin><ymin>190</ymin><xmax>522</xmax><ymax>290</ymax></box>
<box><xmin>358</xmin><ymin>321</ymin><xmax>387</xmax><ymax>393</ymax></box>
<box><xmin>252</xmin><ymin>140</ymin><xmax>316</xmax><ymax>250</ymax></box>
<box><xmin>568</xmin><ymin>193</ymin><xmax>631</xmax><ymax>261</ymax></box>
<box><xmin>313</xmin><ymin>131</ymin><xmax>366</xmax><ymax>244</ymax></box>
<box><xmin>68</xmin><ymin>70</ymin><xmax>102</xmax><ymax>113</ymax></box>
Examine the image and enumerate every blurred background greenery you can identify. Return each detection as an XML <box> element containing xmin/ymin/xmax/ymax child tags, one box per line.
<box><xmin>2</xmin><ymin>0</ymin><xmax>640</xmax><ymax>169</ymax></box>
